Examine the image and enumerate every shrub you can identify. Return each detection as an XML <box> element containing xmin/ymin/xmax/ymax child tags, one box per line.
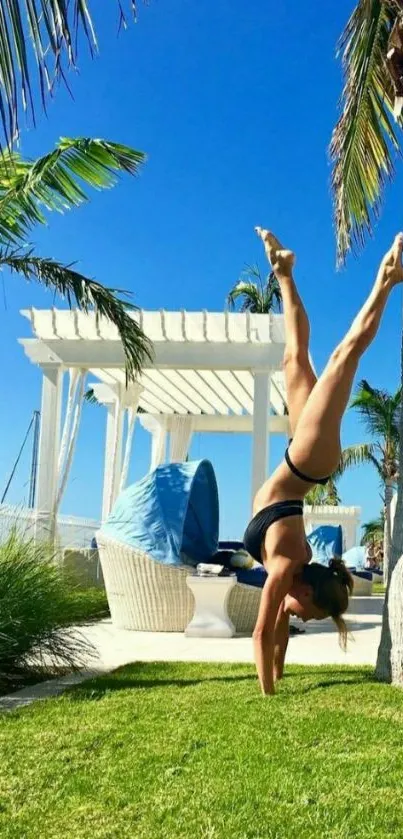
<box><xmin>0</xmin><ymin>531</ymin><xmax>95</xmax><ymax>690</ymax></box>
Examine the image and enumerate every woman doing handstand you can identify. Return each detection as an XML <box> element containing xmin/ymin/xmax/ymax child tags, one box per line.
<box><xmin>244</xmin><ymin>228</ymin><xmax>403</xmax><ymax>695</ymax></box>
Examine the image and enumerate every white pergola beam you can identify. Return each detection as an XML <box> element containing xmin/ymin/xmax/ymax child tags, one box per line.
<box><xmin>20</xmin><ymin>338</ymin><xmax>285</xmax><ymax>372</ymax></box>
<box><xmin>157</xmin><ymin>414</ymin><xmax>289</xmax><ymax>434</ymax></box>
<box><xmin>215</xmin><ymin>370</ymin><xmax>254</xmax><ymax>414</ymax></box>
<box><xmin>197</xmin><ymin>370</ymin><xmax>244</xmax><ymax>415</ymax></box>
<box><xmin>169</xmin><ymin>370</ymin><xmax>221</xmax><ymax>414</ymax></box>
<box><xmin>142</xmin><ymin>370</ymin><xmax>203</xmax><ymax>414</ymax></box>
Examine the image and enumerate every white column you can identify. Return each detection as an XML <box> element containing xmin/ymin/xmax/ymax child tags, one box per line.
<box><xmin>150</xmin><ymin>419</ymin><xmax>167</xmax><ymax>471</ymax></box>
<box><xmin>54</xmin><ymin>370</ymin><xmax>87</xmax><ymax>516</ymax></box>
<box><xmin>139</xmin><ymin>415</ymin><xmax>168</xmax><ymax>471</ymax></box>
<box><xmin>57</xmin><ymin>369</ymin><xmax>80</xmax><ymax>477</ymax></box>
<box><xmin>169</xmin><ymin>415</ymin><xmax>194</xmax><ymax>462</ymax></box>
<box><xmin>36</xmin><ymin>365</ymin><xmax>63</xmax><ymax>525</ymax></box>
<box><xmin>102</xmin><ymin>397</ymin><xmax>124</xmax><ymax>521</ymax></box>
<box><xmin>119</xmin><ymin>384</ymin><xmax>142</xmax><ymax>493</ymax></box>
<box><xmin>251</xmin><ymin>372</ymin><xmax>271</xmax><ymax>509</ymax></box>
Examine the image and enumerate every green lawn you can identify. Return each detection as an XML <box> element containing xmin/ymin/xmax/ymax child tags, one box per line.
<box><xmin>62</xmin><ymin>587</ymin><xmax>110</xmax><ymax>624</ymax></box>
<box><xmin>1</xmin><ymin>662</ymin><xmax>403</xmax><ymax>839</ymax></box>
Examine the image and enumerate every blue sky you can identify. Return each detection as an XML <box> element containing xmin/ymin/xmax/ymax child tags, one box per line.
<box><xmin>0</xmin><ymin>0</ymin><xmax>402</xmax><ymax>539</ymax></box>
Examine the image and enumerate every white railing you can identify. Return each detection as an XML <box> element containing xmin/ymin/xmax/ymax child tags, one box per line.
<box><xmin>0</xmin><ymin>505</ymin><xmax>99</xmax><ymax>548</ymax></box>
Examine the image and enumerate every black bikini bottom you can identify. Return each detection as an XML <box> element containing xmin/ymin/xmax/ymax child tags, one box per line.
<box><xmin>243</xmin><ymin>500</ymin><xmax>304</xmax><ymax>564</ymax></box>
<box><xmin>243</xmin><ymin>448</ymin><xmax>331</xmax><ymax>563</ymax></box>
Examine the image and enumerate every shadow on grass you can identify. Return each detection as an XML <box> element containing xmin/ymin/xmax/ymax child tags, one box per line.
<box><xmin>279</xmin><ymin>666</ymin><xmax>378</xmax><ymax>695</ymax></box>
<box><xmin>70</xmin><ymin>670</ymin><xmax>256</xmax><ymax>700</ymax></box>
<box><xmin>289</xmin><ymin>675</ymin><xmax>377</xmax><ymax>694</ymax></box>
<box><xmin>67</xmin><ymin>662</ymin><xmax>379</xmax><ymax>702</ymax></box>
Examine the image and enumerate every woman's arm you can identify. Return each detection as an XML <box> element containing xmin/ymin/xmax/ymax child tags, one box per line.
<box><xmin>273</xmin><ymin>601</ymin><xmax>290</xmax><ymax>682</ymax></box>
<box><xmin>252</xmin><ymin>557</ymin><xmax>294</xmax><ymax>696</ymax></box>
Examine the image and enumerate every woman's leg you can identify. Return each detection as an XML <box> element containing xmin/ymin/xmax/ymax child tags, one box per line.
<box><xmin>289</xmin><ymin>233</ymin><xmax>403</xmax><ymax>480</ymax></box>
<box><xmin>256</xmin><ymin>228</ymin><xmax>317</xmax><ymax>436</ymax></box>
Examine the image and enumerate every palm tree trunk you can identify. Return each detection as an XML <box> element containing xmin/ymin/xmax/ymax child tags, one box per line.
<box><xmin>375</xmin><ymin>322</ymin><xmax>403</xmax><ymax>684</ymax></box>
<box><xmin>383</xmin><ymin>479</ymin><xmax>394</xmax><ymax>586</ymax></box>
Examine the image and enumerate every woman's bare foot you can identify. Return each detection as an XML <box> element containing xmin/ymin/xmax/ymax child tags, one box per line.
<box><xmin>378</xmin><ymin>233</ymin><xmax>403</xmax><ymax>286</ymax></box>
<box><xmin>255</xmin><ymin>227</ymin><xmax>295</xmax><ymax>277</ymax></box>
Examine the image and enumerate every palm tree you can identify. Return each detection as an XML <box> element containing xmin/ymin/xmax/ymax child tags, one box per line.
<box><xmin>336</xmin><ymin>380</ymin><xmax>399</xmax><ymax>583</ymax></box>
<box><xmin>361</xmin><ymin>514</ymin><xmax>385</xmax><ymax>566</ymax></box>
<box><xmin>332</xmin><ymin>2</ymin><xmax>403</xmax><ymax>684</ymax></box>
<box><xmin>227</xmin><ymin>265</ymin><xmax>283</xmax><ymax>313</ymax></box>
<box><xmin>0</xmin><ymin>2</ymin><xmax>143</xmax><ymax>146</ymax></box>
<box><xmin>305</xmin><ymin>477</ymin><xmax>341</xmax><ymax>507</ymax></box>
<box><xmin>361</xmin><ymin>515</ymin><xmax>385</xmax><ymax>546</ymax></box>
<box><xmin>330</xmin><ymin>1</ymin><xmax>400</xmax><ymax>265</ymax></box>
<box><xmin>362</xmin><ymin>514</ymin><xmax>385</xmax><ymax>568</ymax></box>
<box><xmin>0</xmin><ymin>136</ymin><xmax>152</xmax><ymax>380</ymax></box>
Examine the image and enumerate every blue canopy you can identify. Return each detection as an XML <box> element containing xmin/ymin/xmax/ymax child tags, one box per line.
<box><xmin>101</xmin><ymin>460</ymin><xmax>219</xmax><ymax>566</ymax></box>
<box><xmin>307</xmin><ymin>525</ymin><xmax>343</xmax><ymax>565</ymax></box>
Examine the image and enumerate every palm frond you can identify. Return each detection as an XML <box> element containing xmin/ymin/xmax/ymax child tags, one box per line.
<box><xmin>0</xmin><ymin>2</ymin><xmax>142</xmax><ymax>147</ymax></box>
<box><xmin>0</xmin><ymin>137</ymin><xmax>146</xmax><ymax>247</ymax></box>
<box><xmin>84</xmin><ymin>387</ymin><xmax>145</xmax><ymax>413</ymax></box>
<box><xmin>84</xmin><ymin>387</ymin><xmax>98</xmax><ymax>406</ymax></box>
<box><xmin>1</xmin><ymin>250</ymin><xmax>152</xmax><ymax>382</ymax></box>
<box><xmin>335</xmin><ymin>442</ymin><xmax>382</xmax><ymax>479</ymax></box>
<box><xmin>350</xmin><ymin>379</ymin><xmax>400</xmax><ymax>443</ymax></box>
<box><xmin>262</xmin><ymin>271</ymin><xmax>283</xmax><ymax>313</ymax></box>
<box><xmin>227</xmin><ymin>266</ymin><xmax>282</xmax><ymax>313</ymax></box>
<box><xmin>361</xmin><ymin>513</ymin><xmax>385</xmax><ymax>546</ymax></box>
<box><xmin>330</xmin><ymin>1</ymin><xmax>399</xmax><ymax>264</ymax></box>
<box><xmin>227</xmin><ymin>280</ymin><xmax>264</xmax><ymax>313</ymax></box>
<box><xmin>305</xmin><ymin>477</ymin><xmax>341</xmax><ymax>507</ymax></box>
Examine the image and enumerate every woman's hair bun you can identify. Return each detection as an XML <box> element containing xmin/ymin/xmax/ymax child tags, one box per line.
<box><xmin>329</xmin><ymin>557</ymin><xmax>354</xmax><ymax>594</ymax></box>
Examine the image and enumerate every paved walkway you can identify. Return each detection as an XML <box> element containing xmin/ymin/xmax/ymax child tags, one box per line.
<box><xmin>80</xmin><ymin>595</ymin><xmax>384</xmax><ymax>669</ymax></box>
<box><xmin>0</xmin><ymin>596</ymin><xmax>384</xmax><ymax>713</ymax></box>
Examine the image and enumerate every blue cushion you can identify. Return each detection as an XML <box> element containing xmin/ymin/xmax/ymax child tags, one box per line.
<box><xmin>232</xmin><ymin>565</ymin><xmax>267</xmax><ymax>588</ymax></box>
<box><xmin>352</xmin><ymin>570</ymin><xmax>373</xmax><ymax>582</ymax></box>
<box><xmin>219</xmin><ymin>541</ymin><xmax>244</xmax><ymax>551</ymax></box>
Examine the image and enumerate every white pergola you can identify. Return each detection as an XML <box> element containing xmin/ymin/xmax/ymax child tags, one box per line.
<box><xmin>20</xmin><ymin>308</ymin><xmax>290</xmax><ymax>523</ymax></box>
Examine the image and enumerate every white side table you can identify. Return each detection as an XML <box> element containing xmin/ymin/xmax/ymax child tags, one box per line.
<box><xmin>185</xmin><ymin>574</ymin><xmax>236</xmax><ymax>638</ymax></box>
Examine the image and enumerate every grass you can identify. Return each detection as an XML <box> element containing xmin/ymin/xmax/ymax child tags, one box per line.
<box><xmin>1</xmin><ymin>662</ymin><xmax>403</xmax><ymax>839</ymax></box>
<box><xmin>62</xmin><ymin>587</ymin><xmax>109</xmax><ymax>624</ymax></box>
<box><xmin>373</xmin><ymin>582</ymin><xmax>386</xmax><ymax>595</ymax></box>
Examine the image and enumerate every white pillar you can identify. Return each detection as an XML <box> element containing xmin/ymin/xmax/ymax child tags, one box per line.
<box><xmin>36</xmin><ymin>365</ymin><xmax>63</xmax><ymax>512</ymax></box>
<box><xmin>102</xmin><ymin>398</ymin><xmax>124</xmax><ymax>521</ymax></box>
<box><xmin>139</xmin><ymin>415</ymin><xmax>168</xmax><ymax>471</ymax></box>
<box><xmin>169</xmin><ymin>415</ymin><xmax>194</xmax><ymax>462</ymax></box>
<box><xmin>251</xmin><ymin>372</ymin><xmax>271</xmax><ymax>509</ymax></box>
<box><xmin>119</xmin><ymin>383</ymin><xmax>143</xmax><ymax>493</ymax></box>
<box><xmin>36</xmin><ymin>365</ymin><xmax>63</xmax><ymax>534</ymax></box>
<box><xmin>54</xmin><ymin>370</ymin><xmax>87</xmax><ymax>516</ymax></box>
<box><xmin>150</xmin><ymin>420</ymin><xmax>167</xmax><ymax>471</ymax></box>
